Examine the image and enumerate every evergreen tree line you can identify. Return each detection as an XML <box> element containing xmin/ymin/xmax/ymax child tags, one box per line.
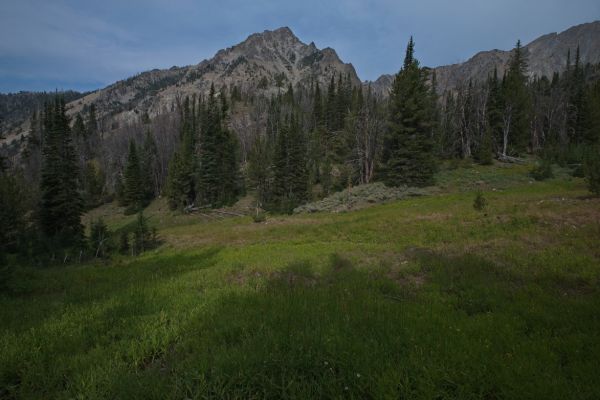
<box><xmin>165</xmin><ymin>84</ymin><xmax>242</xmax><ymax>211</ymax></box>
<box><xmin>439</xmin><ymin>43</ymin><xmax>600</xmax><ymax>164</ymax></box>
<box><xmin>0</xmin><ymin>98</ymin><xmax>159</xmax><ymax>273</ymax></box>
<box><xmin>2</xmin><ymin>38</ymin><xmax>600</xmax><ymax>268</ymax></box>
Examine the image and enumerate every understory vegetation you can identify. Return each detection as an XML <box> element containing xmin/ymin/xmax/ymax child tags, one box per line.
<box><xmin>1</xmin><ymin>163</ymin><xmax>599</xmax><ymax>399</ymax></box>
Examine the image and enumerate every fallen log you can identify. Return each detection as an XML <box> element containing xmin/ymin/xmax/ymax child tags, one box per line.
<box><xmin>212</xmin><ymin>210</ymin><xmax>246</xmax><ymax>217</ymax></box>
<box><xmin>497</xmin><ymin>154</ymin><xmax>527</xmax><ymax>164</ymax></box>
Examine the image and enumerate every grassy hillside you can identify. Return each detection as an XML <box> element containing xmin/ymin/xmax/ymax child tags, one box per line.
<box><xmin>2</xmin><ymin>163</ymin><xmax>600</xmax><ymax>399</ymax></box>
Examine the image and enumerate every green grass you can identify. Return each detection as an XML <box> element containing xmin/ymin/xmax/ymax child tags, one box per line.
<box><xmin>2</xmin><ymin>163</ymin><xmax>600</xmax><ymax>399</ymax></box>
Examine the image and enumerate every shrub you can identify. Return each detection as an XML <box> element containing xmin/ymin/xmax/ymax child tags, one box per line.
<box><xmin>473</xmin><ymin>192</ymin><xmax>487</xmax><ymax>212</ymax></box>
<box><xmin>89</xmin><ymin>218</ymin><xmax>110</xmax><ymax>258</ymax></box>
<box><xmin>529</xmin><ymin>159</ymin><xmax>554</xmax><ymax>181</ymax></box>
<box><xmin>252</xmin><ymin>211</ymin><xmax>267</xmax><ymax>223</ymax></box>
<box><xmin>583</xmin><ymin>147</ymin><xmax>600</xmax><ymax>195</ymax></box>
<box><xmin>118</xmin><ymin>231</ymin><xmax>130</xmax><ymax>255</ymax></box>
<box><xmin>132</xmin><ymin>212</ymin><xmax>151</xmax><ymax>255</ymax></box>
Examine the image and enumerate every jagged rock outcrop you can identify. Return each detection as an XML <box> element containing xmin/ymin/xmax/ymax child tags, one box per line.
<box><xmin>372</xmin><ymin>20</ymin><xmax>600</xmax><ymax>96</ymax></box>
<box><xmin>65</xmin><ymin>27</ymin><xmax>360</xmax><ymax>130</ymax></box>
<box><xmin>3</xmin><ymin>22</ymin><xmax>600</xmax><ymax>145</ymax></box>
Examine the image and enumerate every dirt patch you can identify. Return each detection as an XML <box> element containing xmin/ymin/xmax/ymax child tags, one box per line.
<box><xmin>386</xmin><ymin>270</ymin><xmax>427</xmax><ymax>288</ymax></box>
<box><xmin>270</xmin><ymin>270</ymin><xmax>318</xmax><ymax>287</ymax></box>
<box><xmin>137</xmin><ymin>344</ymin><xmax>175</xmax><ymax>374</ymax></box>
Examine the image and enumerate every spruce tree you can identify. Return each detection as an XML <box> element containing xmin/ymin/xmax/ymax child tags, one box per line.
<box><xmin>487</xmin><ymin>68</ymin><xmax>503</xmax><ymax>155</ymax></box>
<box><xmin>271</xmin><ymin>114</ymin><xmax>308</xmax><ymax>213</ymax></box>
<box><xmin>381</xmin><ymin>37</ymin><xmax>437</xmax><ymax>187</ymax></box>
<box><xmin>141</xmin><ymin>129</ymin><xmax>159</xmax><ymax>201</ymax></box>
<box><xmin>39</xmin><ymin>97</ymin><xmax>84</xmax><ymax>250</ymax></box>
<box><xmin>501</xmin><ymin>40</ymin><xmax>531</xmax><ymax>155</ymax></box>
<box><xmin>72</xmin><ymin>114</ymin><xmax>86</xmax><ymax>137</ymax></box>
<box><xmin>123</xmin><ymin>139</ymin><xmax>144</xmax><ymax>213</ymax></box>
<box><xmin>197</xmin><ymin>85</ymin><xmax>240</xmax><ymax>207</ymax></box>
<box><xmin>87</xmin><ymin>104</ymin><xmax>98</xmax><ymax>136</ymax></box>
<box><xmin>167</xmin><ymin>97</ymin><xmax>197</xmax><ymax>210</ymax></box>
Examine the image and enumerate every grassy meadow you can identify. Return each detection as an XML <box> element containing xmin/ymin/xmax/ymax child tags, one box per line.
<box><xmin>1</xmin><ymin>162</ymin><xmax>600</xmax><ymax>399</ymax></box>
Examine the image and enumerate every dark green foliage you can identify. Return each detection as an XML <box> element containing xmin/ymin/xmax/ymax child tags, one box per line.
<box><xmin>115</xmin><ymin>174</ymin><xmax>125</xmax><ymax>206</ymax></box>
<box><xmin>81</xmin><ymin>160</ymin><xmax>106</xmax><ymax>210</ymax></box>
<box><xmin>501</xmin><ymin>40</ymin><xmax>532</xmax><ymax>155</ymax></box>
<box><xmin>87</xmin><ymin>104</ymin><xmax>98</xmax><ymax>136</ymax></box>
<box><xmin>72</xmin><ymin>114</ymin><xmax>86</xmax><ymax>137</ymax></box>
<box><xmin>118</xmin><ymin>231</ymin><xmax>130</xmax><ymax>255</ymax></box>
<box><xmin>247</xmin><ymin>135</ymin><xmax>273</xmax><ymax>207</ymax></box>
<box><xmin>0</xmin><ymin>90</ymin><xmax>85</xmax><ymax>134</ymax></box>
<box><xmin>252</xmin><ymin>210</ymin><xmax>267</xmax><ymax>223</ymax></box>
<box><xmin>123</xmin><ymin>140</ymin><xmax>145</xmax><ymax>214</ymax></box>
<box><xmin>270</xmin><ymin>115</ymin><xmax>309</xmax><ymax>213</ymax></box>
<box><xmin>473</xmin><ymin>192</ymin><xmax>487</xmax><ymax>212</ymax></box>
<box><xmin>197</xmin><ymin>85</ymin><xmax>241</xmax><ymax>207</ymax></box>
<box><xmin>140</xmin><ymin>129</ymin><xmax>159</xmax><ymax>201</ymax></box>
<box><xmin>38</xmin><ymin>97</ymin><xmax>84</xmax><ymax>250</ymax></box>
<box><xmin>89</xmin><ymin>218</ymin><xmax>110</xmax><ymax>258</ymax></box>
<box><xmin>382</xmin><ymin>37</ymin><xmax>437</xmax><ymax>187</ymax></box>
<box><xmin>487</xmin><ymin>68</ymin><xmax>503</xmax><ymax>154</ymax></box>
<box><xmin>167</xmin><ymin>97</ymin><xmax>197</xmax><ymax>210</ymax></box>
<box><xmin>474</xmin><ymin>126</ymin><xmax>494</xmax><ymax>165</ymax></box>
<box><xmin>166</xmin><ymin>152</ymin><xmax>194</xmax><ymax>210</ymax></box>
<box><xmin>583</xmin><ymin>147</ymin><xmax>600</xmax><ymax>195</ymax></box>
<box><xmin>582</xmin><ymin>80</ymin><xmax>600</xmax><ymax>146</ymax></box>
<box><xmin>0</xmin><ymin>173</ymin><xmax>28</xmax><ymax>262</ymax></box>
<box><xmin>566</xmin><ymin>46</ymin><xmax>587</xmax><ymax>144</ymax></box>
<box><xmin>530</xmin><ymin>159</ymin><xmax>554</xmax><ymax>181</ymax></box>
<box><xmin>132</xmin><ymin>212</ymin><xmax>152</xmax><ymax>255</ymax></box>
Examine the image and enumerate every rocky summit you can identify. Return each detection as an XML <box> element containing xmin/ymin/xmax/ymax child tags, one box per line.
<box><xmin>64</xmin><ymin>27</ymin><xmax>360</xmax><ymax>130</ymax></box>
<box><xmin>369</xmin><ymin>21</ymin><xmax>600</xmax><ymax>95</ymax></box>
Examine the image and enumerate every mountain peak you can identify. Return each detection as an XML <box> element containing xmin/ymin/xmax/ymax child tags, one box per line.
<box><xmin>244</xmin><ymin>26</ymin><xmax>302</xmax><ymax>46</ymax></box>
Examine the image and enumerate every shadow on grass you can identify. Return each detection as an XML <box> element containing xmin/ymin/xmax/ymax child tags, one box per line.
<box><xmin>4</xmin><ymin>250</ymin><xmax>600</xmax><ymax>399</ymax></box>
<box><xmin>112</xmin><ymin>252</ymin><xmax>600</xmax><ymax>399</ymax></box>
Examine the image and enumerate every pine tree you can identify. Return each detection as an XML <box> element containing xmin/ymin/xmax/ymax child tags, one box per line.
<box><xmin>141</xmin><ymin>129</ymin><xmax>159</xmax><ymax>201</ymax></box>
<box><xmin>582</xmin><ymin>80</ymin><xmax>600</xmax><ymax>146</ymax></box>
<box><xmin>39</xmin><ymin>97</ymin><xmax>84</xmax><ymax>250</ymax></box>
<box><xmin>381</xmin><ymin>37</ymin><xmax>437</xmax><ymax>187</ymax></box>
<box><xmin>312</xmin><ymin>82</ymin><xmax>324</xmax><ymax>129</ymax></box>
<box><xmin>271</xmin><ymin>114</ymin><xmax>308</xmax><ymax>213</ymax></box>
<box><xmin>123</xmin><ymin>139</ymin><xmax>144</xmax><ymax>213</ymax></box>
<box><xmin>487</xmin><ymin>68</ymin><xmax>502</xmax><ymax>155</ymax></box>
<box><xmin>248</xmin><ymin>134</ymin><xmax>274</xmax><ymax>207</ymax></box>
<box><xmin>82</xmin><ymin>160</ymin><xmax>105</xmax><ymax>210</ymax></box>
<box><xmin>167</xmin><ymin>97</ymin><xmax>196</xmax><ymax>210</ymax></box>
<box><xmin>501</xmin><ymin>40</ymin><xmax>531</xmax><ymax>155</ymax></box>
<box><xmin>132</xmin><ymin>212</ymin><xmax>151</xmax><ymax>255</ymax></box>
<box><xmin>0</xmin><ymin>173</ymin><xmax>27</xmax><ymax>259</ymax></box>
<box><xmin>72</xmin><ymin>114</ymin><xmax>86</xmax><ymax>137</ymax></box>
<box><xmin>87</xmin><ymin>104</ymin><xmax>98</xmax><ymax>136</ymax></box>
<box><xmin>567</xmin><ymin>45</ymin><xmax>586</xmax><ymax>144</ymax></box>
<box><xmin>197</xmin><ymin>85</ymin><xmax>240</xmax><ymax>207</ymax></box>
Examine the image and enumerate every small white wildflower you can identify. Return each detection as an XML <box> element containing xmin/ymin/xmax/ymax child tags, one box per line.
<box><xmin>345</xmin><ymin>386</ymin><xmax>349</xmax><ymax>391</ymax></box>
<box><xmin>324</xmin><ymin>361</ymin><xmax>328</xmax><ymax>366</ymax></box>
<box><xmin>356</xmin><ymin>373</ymin><xmax>361</xmax><ymax>378</ymax></box>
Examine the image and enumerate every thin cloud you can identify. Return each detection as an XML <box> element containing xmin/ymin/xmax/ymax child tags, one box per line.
<box><xmin>0</xmin><ymin>0</ymin><xmax>598</xmax><ymax>92</ymax></box>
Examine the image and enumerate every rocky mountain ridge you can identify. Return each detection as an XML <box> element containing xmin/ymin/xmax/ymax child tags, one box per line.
<box><xmin>65</xmin><ymin>27</ymin><xmax>360</xmax><ymax>130</ymax></box>
<box><xmin>2</xmin><ymin>22</ymin><xmax>600</xmax><ymax>146</ymax></box>
<box><xmin>369</xmin><ymin>21</ymin><xmax>600</xmax><ymax>95</ymax></box>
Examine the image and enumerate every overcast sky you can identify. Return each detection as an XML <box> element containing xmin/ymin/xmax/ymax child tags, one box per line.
<box><xmin>1</xmin><ymin>0</ymin><xmax>599</xmax><ymax>93</ymax></box>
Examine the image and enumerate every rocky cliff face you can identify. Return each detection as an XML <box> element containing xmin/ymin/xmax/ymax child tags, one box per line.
<box><xmin>63</xmin><ymin>27</ymin><xmax>360</xmax><ymax>131</ymax></box>
<box><xmin>3</xmin><ymin>22</ymin><xmax>600</xmax><ymax>146</ymax></box>
<box><xmin>372</xmin><ymin>21</ymin><xmax>600</xmax><ymax>96</ymax></box>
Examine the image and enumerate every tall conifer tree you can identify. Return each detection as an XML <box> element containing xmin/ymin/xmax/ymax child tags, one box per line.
<box><xmin>39</xmin><ymin>97</ymin><xmax>84</xmax><ymax>249</ymax></box>
<box><xmin>381</xmin><ymin>37</ymin><xmax>437</xmax><ymax>187</ymax></box>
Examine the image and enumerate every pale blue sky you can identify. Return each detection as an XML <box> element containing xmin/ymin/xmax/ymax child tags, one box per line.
<box><xmin>1</xmin><ymin>0</ymin><xmax>598</xmax><ymax>92</ymax></box>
